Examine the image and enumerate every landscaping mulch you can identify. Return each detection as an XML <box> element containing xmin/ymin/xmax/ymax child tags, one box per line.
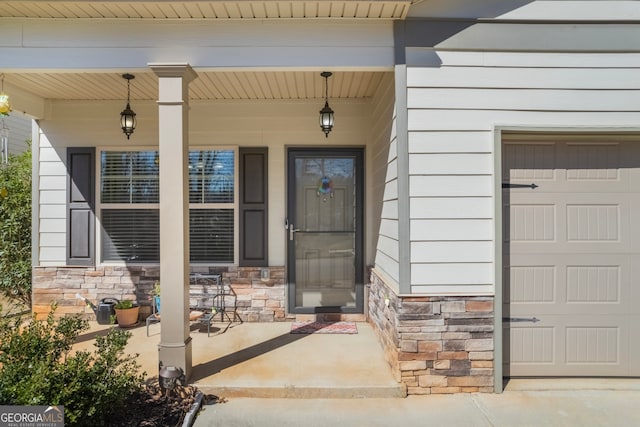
<box><xmin>108</xmin><ymin>381</ymin><xmax>221</xmax><ymax>427</ymax></box>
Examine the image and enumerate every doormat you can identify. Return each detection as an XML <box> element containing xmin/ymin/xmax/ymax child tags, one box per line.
<box><xmin>290</xmin><ymin>321</ymin><xmax>358</xmax><ymax>334</ymax></box>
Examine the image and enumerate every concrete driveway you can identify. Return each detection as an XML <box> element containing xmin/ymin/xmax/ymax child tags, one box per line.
<box><xmin>194</xmin><ymin>379</ymin><xmax>640</xmax><ymax>427</ymax></box>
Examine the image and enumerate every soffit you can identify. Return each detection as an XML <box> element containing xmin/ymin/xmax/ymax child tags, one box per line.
<box><xmin>2</xmin><ymin>71</ymin><xmax>387</xmax><ymax>101</ymax></box>
<box><xmin>0</xmin><ymin>1</ymin><xmax>410</xmax><ymax>20</ymax></box>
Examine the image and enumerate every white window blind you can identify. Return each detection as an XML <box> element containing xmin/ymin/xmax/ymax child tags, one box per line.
<box><xmin>100</xmin><ymin>149</ymin><xmax>235</xmax><ymax>263</ymax></box>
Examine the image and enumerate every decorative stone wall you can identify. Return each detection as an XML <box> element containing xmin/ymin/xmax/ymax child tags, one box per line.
<box><xmin>215</xmin><ymin>266</ymin><xmax>291</xmax><ymax>322</ymax></box>
<box><xmin>32</xmin><ymin>265</ymin><xmax>288</xmax><ymax>322</ymax></box>
<box><xmin>369</xmin><ymin>269</ymin><xmax>495</xmax><ymax>394</ymax></box>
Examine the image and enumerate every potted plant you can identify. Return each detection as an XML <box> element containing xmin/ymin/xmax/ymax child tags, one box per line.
<box><xmin>151</xmin><ymin>281</ymin><xmax>161</xmax><ymax>314</ymax></box>
<box><xmin>114</xmin><ymin>300</ymin><xmax>140</xmax><ymax>327</ymax></box>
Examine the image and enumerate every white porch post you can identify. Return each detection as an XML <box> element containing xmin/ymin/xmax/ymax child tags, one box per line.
<box><xmin>150</xmin><ymin>63</ymin><xmax>197</xmax><ymax>380</ymax></box>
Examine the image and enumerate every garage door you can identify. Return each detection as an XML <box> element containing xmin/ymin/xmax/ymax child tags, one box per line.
<box><xmin>503</xmin><ymin>137</ymin><xmax>640</xmax><ymax>377</ymax></box>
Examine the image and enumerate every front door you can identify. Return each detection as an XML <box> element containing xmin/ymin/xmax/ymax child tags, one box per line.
<box><xmin>287</xmin><ymin>148</ymin><xmax>364</xmax><ymax>314</ymax></box>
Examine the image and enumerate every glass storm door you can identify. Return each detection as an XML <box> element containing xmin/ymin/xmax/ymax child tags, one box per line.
<box><xmin>287</xmin><ymin>148</ymin><xmax>364</xmax><ymax>313</ymax></box>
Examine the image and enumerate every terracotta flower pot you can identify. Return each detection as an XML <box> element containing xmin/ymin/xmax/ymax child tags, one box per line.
<box><xmin>115</xmin><ymin>306</ymin><xmax>140</xmax><ymax>327</ymax></box>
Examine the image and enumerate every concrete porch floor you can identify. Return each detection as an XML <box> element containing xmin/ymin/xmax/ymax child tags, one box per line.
<box><xmin>72</xmin><ymin>320</ymin><xmax>406</xmax><ymax>399</ymax></box>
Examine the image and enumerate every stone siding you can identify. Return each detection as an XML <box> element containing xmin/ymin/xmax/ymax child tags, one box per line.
<box><xmin>33</xmin><ymin>265</ymin><xmax>288</xmax><ymax>322</ymax></box>
<box><xmin>369</xmin><ymin>269</ymin><xmax>495</xmax><ymax>394</ymax></box>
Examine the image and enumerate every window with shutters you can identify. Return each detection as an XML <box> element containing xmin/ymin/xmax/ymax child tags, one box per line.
<box><xmin>99</xmin><ymin>149</ymin><xmax>236</xmax><ymax>263</ymax></box>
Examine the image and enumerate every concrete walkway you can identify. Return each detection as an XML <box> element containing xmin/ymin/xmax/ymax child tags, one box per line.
<box><xmin>73</xmin><ymin>320</ymin><xmax>404</xmax><ymax>398</ymax></box>
<box><xmin>194</xmin><ymin>380</ymin><xmax>640</xmax><ymax>427</ymax></box>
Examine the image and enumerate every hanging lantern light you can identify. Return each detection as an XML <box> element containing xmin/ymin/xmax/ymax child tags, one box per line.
<box><xmin>319</xmin><ymin>71</ymin><xmax>334</xmax><ymax>138</ymax></box>
<box><xmin>120</xmin><ymin>73</ymin><xmax>137</xmax><ymax>139</ymax></box>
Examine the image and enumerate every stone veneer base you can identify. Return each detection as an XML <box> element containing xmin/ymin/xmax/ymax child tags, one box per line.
<box><xmin>368</xmin><ymin>269</ymin><xmax>495</xmax><ymax>394</ymax></box>
<box><xmin>33</xmin><ymin>265</ymin><xmax>290</xmax><ymax>322</ymax></box>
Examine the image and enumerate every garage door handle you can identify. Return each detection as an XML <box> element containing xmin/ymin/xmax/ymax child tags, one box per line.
<box><xmin>503</xmin><ymin>317</ymin><xmax>540</xmax><ymax>323</ymax></box>
<box><xmin>502</xmin><ymin>183</ymin><xmax>538</xmax><ymax>189</ymax></box>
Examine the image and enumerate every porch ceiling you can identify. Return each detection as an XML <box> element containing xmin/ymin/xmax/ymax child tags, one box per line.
<box><xmin>1</xmin><ymin>71</ymin><xmax>388</xmax><ymax>101</ymax></box>
<box><xmin>0</xmin><ymin>1</ymin><xmax>410</xmax><ymax>20</ymax></box>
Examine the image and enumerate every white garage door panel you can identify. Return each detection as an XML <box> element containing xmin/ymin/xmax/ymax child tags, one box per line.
<box><xmin>505</xmin><ymin>255</ymin><xmax>632</xmax><ymax>316</ymax></box>
<box><xmin>505</xmin><ymin>194</ymin><xmax>636</xmax><ymax>253</ymax></box>
<box><xmin>505</xmin><ymin>315</ymin><xmax>632</xmax><ymax>376</ymax></box>
<box><xmin>503</xmin><ymin>139</ymin><xmax>640</xmax><ymax>377</ymax></box>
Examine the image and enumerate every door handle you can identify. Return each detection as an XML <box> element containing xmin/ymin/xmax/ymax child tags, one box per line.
<box><xmin>503</xmin><ymin>317</ymin><xmax>540</xmax><ymax>323</ymax></box>
<box><xmin>289</xmin><ymin>224</ymin><xmax>300</xmax><ymax>241</ymax></box>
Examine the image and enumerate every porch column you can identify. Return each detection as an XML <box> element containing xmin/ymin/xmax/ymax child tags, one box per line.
<box><xmin>150</xmin><ymin>63</ymin><xmax>197</xmax><ymax>380</ymax></box>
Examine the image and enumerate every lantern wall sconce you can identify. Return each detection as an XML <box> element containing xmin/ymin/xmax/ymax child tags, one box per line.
<box><xmin>120</xmin><ymin>73</ymin><xmax>137</xmax><ymax>139</ymax></box>
<box><xmin>319</xmin><ymin>71</ymin><xmax>334</xmax><ymax>138</ymax></box>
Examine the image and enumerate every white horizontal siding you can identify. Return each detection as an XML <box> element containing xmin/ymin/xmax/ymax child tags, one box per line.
<box><xmin>383</xmin><ymin>178</ymin><xmax>398</xmax><ymax>200</ymax></box>
<box><xmin>39</xmin><ymin>161</ymin><xmax>67</xmax><ymax>176</ymax></box>
<box><xmin>375</xmin><ymin>250</ymin><xmax>400</xmax><ymax>288</ymax></box>
<box><xmin>410</xmin><ymin>175</ymin><xmax>492</xmax><ymax>197</ymax></box>
<box><xmin>411</xmin><ymin>263</ymin><xmax>493</xmax><ymax>285</ymax></box>
<box><xmin>388</xmin><ymin>137</ymin><xmax>397</xmax><ymax>162</ymax></box>
<box><xmin>367</xmin><ymin>73</ymin><xmax>395</xmax><ymax>268</ymax></box>
<box><xmin>377</xmin><ymin>235</ymin><xmax>399</xmax><ymax>260</ymax></box>
<box><xmin>40</xmin><ymin>218</ymin><xmax>65</xmax><ymax>233</ymax></box>
<box><xmin>411</xmin><ymin>241</ymin><xmax>493</xmax><ymax>263</ymax></box>
<box><xmin>409</xmin><ymin>131</ymin><xmax>493</xmax><ymax>154</ymax></box>
<box><xmin>433</xmin><ymin>51</ymin><xmax>640</xmax><ymax>69</ymax></box>
<box><xmin>39</xmin><ymin>204</ymin><xmax>65</xmax><ymax>219</ymax></box>
<box><xmin>409</xmin><ymin>153</ymin><xmax>492</xmax><ymax>175</ymax></box>
<box><xmin>406</xmin><ymin>48</ymin><xmax>640</xmax><ymax>297</ymax></box>
<box><xmin>408</xmin><ymin>110</ymin><xmax>639</xmax><ymax>132</ymax></box>
<box><xmin>39</xmin><ymin>233</ymin><xmax>66</xmax><ymax>247</ymax></box>
<box><xmin>409</xmin><ymin>0</ymin><xmax>640</xmax><ymax>21</ymax></box>
<box><xmin>39</xmin><ymin>246</ymin><xmax>66</xmax><ymax>262</ymax></box>
<box><xmin>38</xmin><ymin>175</ymin><xmax>65</xmax><ymax>191</ymax></box>
<box><xmin>411</xmin><ymin>197</ymin><xmax>493</xmax><ymax>219</ymax></box>
<box><xmin>497</xmin><ymin>1</ymin><xmax>640</xmax><ymax>21</ymax></box>
<box><xmin>38</xmin><ymin>133</ymin><xmax>67</xmax><ymax>266</ymax></box>
<box><xmin>379</xmin><ymin>218</ymin><xmax>399</xmax><ymax>240</ymax></box>
<box><xmin>39</xmin><ymin>190</ymin><xmax>65</xmax><ymax>204</ymax></box>
<box><xmin>381</xmin><ymin>196</ymin><xmax>398</xmax><ymax>219</ymax></box>
<box><xmin>411</xmin><ymin>219</ymin><xmax>493</xmax><ymax>241</ymax></box>
<box><xmin>408</xmin><ymin>88</ymin><xmax>639</xmax><ymax>112</ymax></box>
<box><xmin>407</xmin><ymin>67</ymin><xmax>640</xmax><ymax>90</ymax></box>
<box><xmin>374</xmin><ymin>90</ymin><xmax>401</xmax><ymax>286</ymax></box>
<box><xmin>386</xmin><ymin>158</ymin><xmax>398</xmax><ymax>183</ymax></box>
<box><xmin>39</xmin><ymin>146</ymin><xmax>62</xmax><ymax>162</ymax></box>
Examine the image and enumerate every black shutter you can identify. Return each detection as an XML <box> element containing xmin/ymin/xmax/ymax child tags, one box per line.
<box><xmin>239</xmin><ymin>147</ymin><xmax>268</xmax><ymax>266</ymax></box>
<box><xmin>67</xmin><ymin>148</ymin><xmax>95</xmax><ymax>266</ymax></box>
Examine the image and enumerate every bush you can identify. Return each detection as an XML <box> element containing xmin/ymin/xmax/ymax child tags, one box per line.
<box><xmin>0</xmin><ymin>146</ymin><xmax>32</xmax><ymax>306</ymax></box>
<box><xmin>0</xmin><ymin>305</ymin><xmax>145</xmax><ymax>426</ymax></box>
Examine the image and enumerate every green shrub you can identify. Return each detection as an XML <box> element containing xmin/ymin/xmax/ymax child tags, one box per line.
<box><xmin>0</xmin><ymin>146</ymin><xmax>32</xmax><ymax>307</ymax></box>
<box><xmin>0</xmin><ymin>305</ymin><xmax>145</xmax><ymax>426</ymax></box>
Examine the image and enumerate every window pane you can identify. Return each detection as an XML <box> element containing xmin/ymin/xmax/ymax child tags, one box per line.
<box><xmin>189</xmin><ymin>150</ymin><xmax>234</xmax><ymax>203</ymax></box>
<box><xmin>131</xmin><ymin>151</ymin><xmax>159</xmax><ymax>203</ymax></box>
<box><xmin>102</xmin><ymin>209</ymin><xmax>159</xmax><ymax>262</ymax></box>
<box><xmin>190</xmin><ymin>209</ymin><xmax>234</xmax><ymax>263</ymax></box>
<box><xmin>101</xmin><ymin>151</ymin><xmax>159</xmax><ymax>203</ymax></box>
<box><xmin>101</xmin><ymin>152</ymin><xmax>131</xmax><ymax>203</ymax></box>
